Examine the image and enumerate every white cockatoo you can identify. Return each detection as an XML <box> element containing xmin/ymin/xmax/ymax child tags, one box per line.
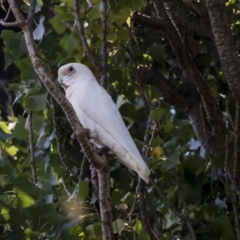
<box><xmin>58</xmin><ymin>63</ymin><xmax>150</xmax><ymax>183</ymax></box>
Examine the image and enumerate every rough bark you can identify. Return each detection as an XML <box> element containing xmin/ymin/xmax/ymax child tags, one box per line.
<box><xmin>204</xmin><ymin>0</ymin><xmax>240</xmax><ymax>102</ymax></box>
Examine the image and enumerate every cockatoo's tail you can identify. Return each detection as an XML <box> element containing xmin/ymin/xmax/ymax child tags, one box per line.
<box><xmin>58</xmin><ymin>63</ymin><xmax>150</xmax><ymax>183</ymax></box>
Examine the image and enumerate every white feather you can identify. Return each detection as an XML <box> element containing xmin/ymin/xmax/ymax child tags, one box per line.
<box><xmin>58</xmin><ymin>63</ymin><xmax>150</xmax><ymax>183</ymax></box>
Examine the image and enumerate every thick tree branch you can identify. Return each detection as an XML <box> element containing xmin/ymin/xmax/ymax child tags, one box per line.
<box><xmin>151</xmin><ymin>0</ymin><xmax>225</xmax><ymax>141</ymax></box>
<box><xmin>98</xmin><ymin>157</ymin><xmax>114</xmax><ymax>240</ymax></box>
<box><xmin>204</xmin><ymin>0</ymin><xmax>240</xmax><ymax>102</ymax></box>
<box><xmin>232</xmin><ymin>101</ymin><xmax>240</xmax><ymax>239</ymax></box>
<box><xmin>73</xmin><ymin>0</ymin><xmax>101</xmax><ymax>71</ymax></box>
<box><xmin>90</xmin><ymin>164</ymin><xmax>99</xmax><ymax>200</ymax></box>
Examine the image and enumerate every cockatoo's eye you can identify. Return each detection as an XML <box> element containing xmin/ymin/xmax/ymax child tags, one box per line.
<box><xmin>68</xmin><ymin>66</ymin><xmax>76</xmax><ymax>74</ymax></box>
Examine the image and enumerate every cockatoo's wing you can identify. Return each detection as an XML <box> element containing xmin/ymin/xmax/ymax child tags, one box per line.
<box><xmin>58</xmin><ymin>63</ymin><xmax>150</xmax><ymax>183</ymax></box>
<box><xmin>74</xmin><ymin>81</ymin><xmax>149</xmax><ymax>183</ymax></box>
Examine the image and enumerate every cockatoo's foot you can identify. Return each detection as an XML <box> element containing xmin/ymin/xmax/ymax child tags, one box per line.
<box><xmin>71</xmin><ymin>128</ymin><xmax>91</xmax><ymax>139</ymax></box>
<box><xmin>83</xmin><ymin>128</ymin><xmax>91</xmax><ymax>135</ymax></box>
<box><xmin>97</xmin><ymin>146</ymin><xmax>110</xmax><ymax>156</ymax></box>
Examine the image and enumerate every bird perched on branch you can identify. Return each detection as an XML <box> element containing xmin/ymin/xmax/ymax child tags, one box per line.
<box><xmin>58</xmin><ymin>63</ymin><xmax>150</xmax><ymax>183</ymax></box>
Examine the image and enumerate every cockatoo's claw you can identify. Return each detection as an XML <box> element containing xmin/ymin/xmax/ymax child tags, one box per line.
<box><xmin>83</xmin><ymin>128</ymin><xmax>91</xmax><ymax>135</ymax></box>
<box><xmin>97</xmin><ymin>146</ymin><xmax>110</xmax><ymax>156</ymax></box>
<box><xmin>71</xmin><ymin>128</ymin><xmax>90</xmax><ymax>139</ymax></box>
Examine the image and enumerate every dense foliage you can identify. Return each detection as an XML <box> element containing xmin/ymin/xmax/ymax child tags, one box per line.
<box><xmin>0</xmin><ymin>0</ymin><xmax>240</xmax><ymax>239</ymax></box>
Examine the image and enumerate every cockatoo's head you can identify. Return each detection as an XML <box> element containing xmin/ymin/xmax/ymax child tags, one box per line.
<box><xmin>58</xmin><ymin>63</ymin><xmax>94</xmax><ymax>91</ymax></box>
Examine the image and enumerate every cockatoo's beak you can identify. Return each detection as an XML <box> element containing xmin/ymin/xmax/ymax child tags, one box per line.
<box><xmin>58</xmin><ymin>73</ymin><xmax>68</xmax><ymax>91</ymax></box>
<box><xmin>58</xmin><ymin>73</ymin><xmax>64</xmax><ymax>84</ymax></box>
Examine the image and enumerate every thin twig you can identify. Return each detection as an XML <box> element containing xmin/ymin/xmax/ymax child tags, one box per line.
<box><xmin>79</xmin><ymin>157</ymin><xmax>89</xmax><ymax>180</ymax></box>
<box><xmin>73</xmin><ymin>0</ymin><xmax>101</xmax><ymax>71</ymax></box>
<box><xmin>61</xmin><ymin>175</ymin><xmax>71</xmax><ymax>197</ymax></box>
<box><xmin>27</xmin><ymin>0</ymin><xmax>36</xmax><ymax>23</ymax></box>
<box><xmin>174</xmin><ymin>168</ymin><xmax>197</xmax><ymax>240</ymax></box>
<box><xmin>28</xmin><ymin>111</ymin><xmax>38</xmax><ymax>184</ymax></box>
<box><xmin>149</xmin><ymin>178</ymin><xmax>185</xmax><ymax>221</ymax></box>
<box><xmin>0</xmin><ymin>141</ymin><xmax>3</xmax><ymax>160</ymax></box>
<box><xmin>0</xmin><ymin>19</ymin><xmax>23</xmax><ymax>27</ymax></box>
<box><xmin>225</xmin><ymin>96</ymin><xmax>235</xmax><ymax>131</ymax></box>
<box><xmin>51</xmin><ymin>97</ymin><xmax>74</xmax><ymax>176</ymax></box>
<box><xmin>135</xmin><ymin>65</ymin><xmax>159</xmax><ymax>239</ymax></box>
<box><xmin>100</xmin><ymin>0</ymin><xmax>108</xmax><ymax>88</ymax></box>
<box><xmin>139</xmin><ymin>180</ymin><xmax>160</xmax><ymax>240</ymax></box>
<box><xmin>3</xmin><ymin>7</ymin><xmax>11</xmax><ymax>22</ymax></box>
<box><xmin>128</xmin><ymin>179</ymin><xmax>141</xmax><ymax>240</ymax></box>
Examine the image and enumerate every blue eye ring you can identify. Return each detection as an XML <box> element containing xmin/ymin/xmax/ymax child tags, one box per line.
<box><xmin>68</xmin><ymin>66</ymin><xmax>76</xmax><ymax>74</ymax></box>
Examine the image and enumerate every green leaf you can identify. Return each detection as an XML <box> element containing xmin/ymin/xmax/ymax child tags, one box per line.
<box><xmin>214</xmin><ymin>215</ymin><xmax>236</xmax><ymax>239</ymax></box>
<box><xmin>164</xmin><ymin>119</ymin><xmax>174</xmax><ymax>133</ymax></box>
<box><xmin>149</xmin><ymin>43</ymin><xmax>165</xmax><ymax>65</ymax></box>
<box><xmin>113</xmin><ymin>218</ymin><xmax>125</xmax><ymax>234</ymax></box>
<box><xmin>85</xmin><ymin>223</ymin><xmax>102</xmax><ymax>239</ymax></box>
<box><xmin>150</xmin><ymin>136</ymin><xmax>163</xmax><ymax>147</ymax></box>
<box><xmin>60</xmin><ymin>34</ymin><xmax>78</xmax><ymax>54</ymax></box>
<box><xmin>1</xmin><ymin>30</ymin><xmax>28</xmax><ymax>61</ymax></box>
<box><xmin>111</xmin><ymin>188</ymin><xmax>126</xmax><ymax>205</ymax></box>
<box><xmin>49</xmin><ymin>17</ymin><xmax>66</xmax><ymax>34</ymax></box>
<box><xmin>13</xmin><ymin>117</ymin><xmax>29</xmax><ymax>139</ymax></box>
<box><xmin>24</xmin><ymin>90</ymin><xmax>49</xmax><ymax>111</ymax></box>
<box><xmin>116</xmin><ymin>29</ymin><xmax>129</xmax><ymax>41</ymax></box>
<box><xmin>78</xmin><ymin>180</ymin><xmax>89</xmax><ymax>200</ymax></box>
<box><xmin>161</xmin><ymin>148</ymin><xmax>180</xmax><ymax>171</ymax></box>
<box><xmin>152</xmin><ymin>107</ymin><xmax>164</xmax><ymax>120</ymax></box>
<box><xmin>13</xmin><ymin>175</ymin><xmax>48</xmax><ymax>207</ymax></box>
<box><xmin>0</xmin><ymin>128</ymin><xmax>16</xmax><ymax>141</ymax></box>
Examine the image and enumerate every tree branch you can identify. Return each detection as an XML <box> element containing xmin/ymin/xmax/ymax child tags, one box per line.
<box><xmin>204</xmin><ymin>0</ymin><xmax>240</xmax><ymax>102</ymax></box>
<box><xmin>232</xmin><ymin>101</ymin><xmax>240</xmax><ymax>239</ymax></box>
<box><xmin>100</xmin><ymin>0</ymin><xmax>108</xmax><ymax>88</ymax></box>
<box><xmin>139</xmin><ymin>181</ymin><xmax>160</xmax><ymax>240</ymax></box>
<box><xmin>90</xmin><ymin>164</ymin><xmax>99</xmax><ymax>200</ymax></box>
<box><xmin>61</xmin><ymin>175</ymin><xmax>71</xmax><ymax>197</ymax></box>
<box><xmin>98</xmin><ymin>156</ymin><xmax>114</xmax><ymax>240</ymax></box>
<box><xmin>79</xmin><ymin>157</ymin><xmax>89</xmax><ymax>180</ymax></box>
<box><xmin>28</xmin><ymin>111</ymin><xmax>38</xmax><ymax>184</ymax></box>
<box><xmin>73</xmin><ymin>0</ymin><xmax>101</xmax><ymax>71</ymax></box>
<box><xmin>174</xmin><ymin>168</ymin><xmax>197</xmax><ymax>240</ymax></box>
<box><xmin>27</xmin><ymin>0</ymin><xmax>36</xmax><ymax>23</ymax></box>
